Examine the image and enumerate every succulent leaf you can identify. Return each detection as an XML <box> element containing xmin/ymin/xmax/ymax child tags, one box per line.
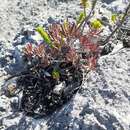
<box><xmin>77</xmin><ymin>12</ymin><xmax>86</xmax><ymax>25</ymax></box>
<box><xmin>90</xmin><ymin>19</ymin><xmax>102</xmax><ymax>29</ymax></box>
<box><xmin>23</xmin><ymin>43</ymin><xmax>33</xmax><ymax>57</ymax></box>
<box><xmin>52</xmin><ymin>69</ymin><xmax>60</xmax><ymax>80</ymax></box>
<box><xmin>111</xmin><ymin>14</ymin><xmax>117</xmax><ymax>23</ymax></box>
<box><xmin>36</xmin><ymin>26</ymin><xmax>53</xmax><ymax>47</ymax></box>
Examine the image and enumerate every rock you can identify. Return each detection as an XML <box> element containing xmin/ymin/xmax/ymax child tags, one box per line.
<box><xmin>0</xmin><ymin>95</ymin><xmax>11</xmax><ymax>119</ymax></box>
<box><xmin>47</xmin><ymin>17</ymin><xmax>56</xmax><ymax>24</ymax></box>
<box><xmin>0</xmin><ymin>0</ymin><xmax>80</xmax><ymax>44</ymax></box>
<box><xmin>2</xmin><ymin>78</ymin><xmax>20</xmax><ymax>97</ymax></box>
<box><xmin>0</xmin><ymin>57</ymin><xmax>8</xmax><ymax>68</ymax></box>
<box><xmin>101</xmin><ymin>16</ymin><xmax>109</xmax><ymax>24</ymax></box>
<box><xmin>0</xmin><ymin>107</ymin><xmax>6</xmax><ymax>112</ymax></box>
<box><xmin>7</xmin><ymin>84</ymin><xmax>17</xmax><ymax>95</ymax></box>
<box><xmin>100</xmin><ymin>43</ymin><xmax>114</xmax><ymax>55</ymax></box>
<box><xmin>117</xmin><ymin>16</ymin><xmax>130</xmax><ymax>48</ymax></box>
<box><xmin>5</xmin><ymin>125</ymin><xmax>18</xmax><ymax>130</ymax></box>
<box><xmin>10</xmin><ymin>97</ymin><xmax>20</xmax><ymax>111</ymax></box>
<box><xmin>123</xmin><ymin>36</ymin><xmax>130</xmax><ymax>47</ymax></box>
<box><xmin>102</xmin><ymin>0</ymin><xmax>114</xmax><ymax>4</ymax></box>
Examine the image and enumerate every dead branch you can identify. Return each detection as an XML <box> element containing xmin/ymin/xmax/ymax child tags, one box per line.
<box><xmin>103</xmin><ymin>2</ymin><xmax>130</xmax><ymax>44</ymax></box>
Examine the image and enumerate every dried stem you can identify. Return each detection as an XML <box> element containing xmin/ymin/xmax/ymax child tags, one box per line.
<box><xmin>78</xmin><ymin>0</ymin><xmax>97</xmax><ymax>32</ymax></box>
<box><xmin>103</xmin><ymin>2</ymin><xmax>130</xmax><ymax>44</ymax></box>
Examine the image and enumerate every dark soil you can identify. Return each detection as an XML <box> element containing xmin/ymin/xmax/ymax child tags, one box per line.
<box><xmin>16</xmin><ymin>62</ymin><xmax>83</xmax><ymax>117</ymax></box>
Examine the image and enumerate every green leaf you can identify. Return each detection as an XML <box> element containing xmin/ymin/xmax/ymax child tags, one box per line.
<box><xmin>52</xmin><ymin>69</ymin><xmax>60</xmax><ymax>80</ymax></box>
<box><xmin>111</xmin><ymin>14</ymin><xmax>117</xmax><ymax>23</ymax></box>
<box><xmin>91</xmin><ymin>19</ymin><xmax>102</xmax><ymax>29</ymax></box>
<box><xmin>36</xmin><ymin>26</ymin><xmax>53</xmax><ymax>47</ymax></box>
<box><xmin>77</xmin><ymin>12</ymin><xmax>85</xmax><ymax>25</ymax></box>
<box><xmin>63</xmin><ymin>20</ymin><xmax>69</xmax><ymax>30</ymax></box>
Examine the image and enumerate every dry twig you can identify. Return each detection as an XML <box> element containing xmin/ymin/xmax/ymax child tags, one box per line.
<box><xmin>103</xmin><ymin>2</ymin><xmax>130</xmax><ymax>44</ymax></box>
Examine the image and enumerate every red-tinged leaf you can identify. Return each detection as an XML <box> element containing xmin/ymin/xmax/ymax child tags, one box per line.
<box><xmin>23</xmin><ymin>43</ymin><xmax>33</xmax><ymax>57</ymax></box>
<box><xmin>79</xmin><ymin>29</ymin><xmax>100</xmax><ymax>53</ymax></box>
<box><xmin>86</xmin><ymin>43</ymin><xmax>99</xmax><ymax>52</ymax></box>
<box><xmin>34</xmin><ymin>44</ymin><xmax>45</xmax><ymax>58</ymax></box>
<box><xmin>87</xmin><ymin>56</ymin><xmax>97</xmax><ymax>70</ymax></box>
<box><xmin>48</xmin><ymin>23</ymin><xmax>64</xmax><ymax>48</ymax></box>
<box><xmin>65</xmin><ymin>48</ymin><xmax>79</xmax><ymax>65</ymax></box>
<box><xmin>88</xmin><ymin>28</ymin><xmax>103</xmax><ymax>36</ymax></box>
<box><xmin>79</xmin><ymin>35</ymin><xmax>89</xmax><ymax>44</ymax></box>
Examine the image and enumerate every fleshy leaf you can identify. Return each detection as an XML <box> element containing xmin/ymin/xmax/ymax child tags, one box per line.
<box><xmin>111</xmin><ymin>14</ymin><xmax>117</xmax><ymax>23</ymax></box>
<box><xmin>77</xmin><ymin>12</ymin><xmax>86</xmax><ymax>25</ymax></box>
<box><xmin>34</xmin><ymin>44</ymin><xmax>45</xmax><ymax>58</ymax></box>
<box><xmin>63</xmin><ymin>20</ymin><xmax>69</xmax><ymax>30</ymax></box>
<box><xmin>90</xmin><ymin>19</ymin><xmax>102</xmax><ymax>29</ymax></box>
<box><xmin>36</xmin><ymin>26</ymin><xmax>53</xmax><ymax>47</ymax></box>
<box><xmin>23</xmin><ymin>43</ymin><xmax>33</xmax><ymax>57</ymax></box>
<box><xmin>52</xmin><ymin>69</ymin><xmax>60</xmax><ymax>80</ymax></box>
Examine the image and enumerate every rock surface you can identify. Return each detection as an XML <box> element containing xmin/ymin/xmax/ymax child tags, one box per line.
<box><xmin>0</xmin><ymin>0</ymin><xmax>81</xmax><ymax>43</ymax></box>
<box><xmin>0</xmin><ymin>0</ymin><xmax>130</xmax><ymax>130</ymax></box>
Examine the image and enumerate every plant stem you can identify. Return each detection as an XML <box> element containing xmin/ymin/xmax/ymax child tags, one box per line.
<box><xmin>84</xmin><ymin>7</ymin><xmax>87</xmax><ymax>17</ymax></box>
<box><xmin>103</xmin><ymin>2</ymin><xmax>130</xmax><ymax>44</ymax></box>
<box><xmin>78</xmin><ymin>0</ymin><xmax>97</xmax><ymax>32</ymax></box>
